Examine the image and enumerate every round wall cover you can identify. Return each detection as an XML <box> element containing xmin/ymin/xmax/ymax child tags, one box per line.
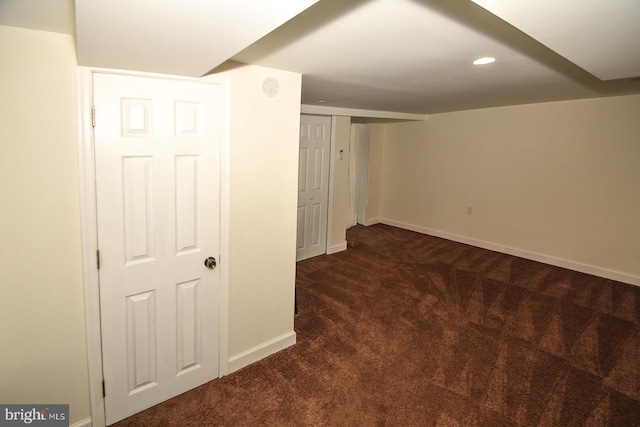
<box><xmin>262</xmin><ymin>77</ymin><xmax>279</xmax><ymax>97</ymax></box>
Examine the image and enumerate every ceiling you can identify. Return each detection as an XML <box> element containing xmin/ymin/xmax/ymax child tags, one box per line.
<box><xmin>74</xmin><ymin>0</ymin><xmax>319</xmax><ymax>77</ymax></box>
<box><xmin>470</xmin><ymin>0</ymin><xmax>640</xmax><ymax>81</ymax></box>
<box><xmin>2</xmin><ymin>0</ymin><xmax>639</xmax><ymax>115</ymax></box>
<box><xmin>0</xmin><ymin>0</ymin><xmax>75</xmax><ymax>35</ymax></box>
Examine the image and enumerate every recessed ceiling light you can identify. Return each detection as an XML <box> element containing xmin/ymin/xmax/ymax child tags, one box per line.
<box><xmin>473</xmin><ymin>57</ymin><xmax>496</xmax><ymax>65</ymax></box>
<box><xmin>316</xmin><ymin>99</ymin><xmax>327</xmax><ymax>103</ymax></box>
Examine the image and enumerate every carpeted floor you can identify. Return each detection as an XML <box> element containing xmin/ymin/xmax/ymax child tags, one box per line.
<box><xmin>114</xmin><ymin>224</ymin><xmax>640</xmax><ymax>426</ymax></box>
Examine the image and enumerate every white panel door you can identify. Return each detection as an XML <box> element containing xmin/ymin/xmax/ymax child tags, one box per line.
<box><xmin>296</xmin><ymin>115</ymin><xmax>331</xmax><ymax>261</ymax></box>
<box><xmin>93</xmin><ymin>73</ymin><xmax>223</xmax><ymax>424</ymax></box>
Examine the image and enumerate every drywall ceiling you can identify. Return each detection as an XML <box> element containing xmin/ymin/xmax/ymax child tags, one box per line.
<box><xmin>232</xmin><ymin>0</ymin><xmax>640</xmax><ymax>114</ymax></box>
<box><xmin>2</xmin><ymin>0</ymin><xmax>639</xmax><ymax>114</ymax></box>
<box><xmin>74</xmin><ymin>0</ymin><xmax>319</xmax><ymax>77</ymax></box>
<box><xmin>0</xmin><ymin>0</ymin><xmax>75</xmax><ymax>35</ymax></box>
<box><xmin>471</xmin><ymin>0</ymin><xmax>640</xmax><ymax>81</ymax></box>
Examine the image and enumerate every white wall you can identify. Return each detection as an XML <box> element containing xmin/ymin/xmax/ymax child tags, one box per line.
<box><xmin>327</xmin><ymin>116</ymin><xmax>351</xmax><ymax>253</ymax></box>
<box><xmin>0</xmin><ymin>26</ymin><xmax>90</xmax><ymax>424</ymax></box>
<box><xmin>365</xmin><ymin>124</ymin><xmax>384</xmax><ymax>224</ymax></box>
<box><xmin>214</xmin><ymin>64</ymin><xmax>302</xmax><ymax>360</ymax></box>
<box><xmin>1</xmin><ymin>26</ymin><xmax>305</xmax><ymax>423</ymax></box>
<box><xmin>352</xmin><ymin>124</ymin><xmax>370</xmax><ymax>225</ymax></box>
<box><xmin>375</xmin><ymin>95</ymin><xmax>640</xmax><ymax>283</ymax></box>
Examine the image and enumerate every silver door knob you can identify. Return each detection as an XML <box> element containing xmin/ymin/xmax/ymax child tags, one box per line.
<box><xmin>204</xmin><ymin>257</ymin><xmax>217</xmax><ymax>270</ymax></box>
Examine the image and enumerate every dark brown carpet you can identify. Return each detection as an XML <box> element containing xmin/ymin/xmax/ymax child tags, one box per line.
<box><xmin>114</xmin><ymin>224</ymin><xmax>640</xmax><ymax>426</ymax></box>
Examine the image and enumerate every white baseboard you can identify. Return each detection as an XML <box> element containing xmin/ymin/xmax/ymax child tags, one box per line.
<box><xmin>327</xmin><ymin>241</ymin><xmax>347</xmax><ymax>254</ymax></box>
<box><xmin>228</xmin><ymin>331</ymin><xmax>296</xmax><ymax>374</ymax></box>
<box><xmin>379</xmin><ymin>219</ymin><xmax>640</xmax><ymax>287</ymax></box>
<box><xmin>363</xmin><ymin>218</ymin><xmax>381</xmax><ymax>226</ymax></box>
<box><xmin>70</xmin><ymin>417</ymin><xmax>92</xmax><ymax>427</ymax></box>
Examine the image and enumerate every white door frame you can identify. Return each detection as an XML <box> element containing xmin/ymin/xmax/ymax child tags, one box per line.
<box><xmin>76</xmin><ymin>67</ymin><xmax>231</xmax><ymax>427</ymax></box>
<box><xmin>326</xmin><ymin>116</ymin><xmax>339</xmax><ymax>253</ymax></box>
<box><xmin>347</xmin><ymin>124</ymin><xmax>357</xmax><ymax>228</ymax></box>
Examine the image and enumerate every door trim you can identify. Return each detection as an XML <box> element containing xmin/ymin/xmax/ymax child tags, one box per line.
<box><xmin>76</xmin><ymin>67</ymin><xmax>231</xmax><ymax>426</ymax></box>
<box><xmin>326</xmin><ymin>116</ymin><xmax>338</xmax><ymax>253</ymax></box>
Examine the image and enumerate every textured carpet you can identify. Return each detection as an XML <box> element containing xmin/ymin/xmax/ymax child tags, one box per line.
<box><xmin>114</xmin><ymin>224</ymin><xmax>640</xmax><ymax>426</ymax></box>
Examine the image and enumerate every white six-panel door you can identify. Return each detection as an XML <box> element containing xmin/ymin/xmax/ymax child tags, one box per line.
<box><xmin>296</xmin><ymin>115</ymin><xmax>331</xmax><ymax>261</ymax></box>
<box><xmin>93</xmin><ymin>73</ymin><xmax>222</xmax><ymax>424</ymax></box>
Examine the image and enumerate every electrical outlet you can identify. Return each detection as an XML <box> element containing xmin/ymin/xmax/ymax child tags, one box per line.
<box><xmin>467</xmin><ymin>206</ymin><xmax>473</xmax><ymax>215</ymax></box>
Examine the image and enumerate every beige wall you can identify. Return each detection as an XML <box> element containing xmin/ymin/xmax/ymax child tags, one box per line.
<box><xmin>0</xmin><ymin>26</ymin><xmax>90</xmax><ymax>424</ymax></box>
<box><xmin>376</xmin><ymin>95</ymin><xmax>640</xmax><ymax>280</ymax></box>
<box><xmin>365</xmin><ymin>124</ymin><xmax>385</xmax><ymax>224</ymax></box>
<box><xmin>351</xmin><ymin>124</ymin><xmax>370</xmax><ymax>225</ymax></box>
<box><xmin>327</xmin><ymin>115</ymin><xmax>351</xmax><ymax>252</ymax></box>
<box><xmin>216</xmin><ymin>64</ymin><xmax>302</xmax><ymax>357</ymax></box>
<box><xmin>1</xmin><ymin>26</ymin><xmax>304</xmax><ymax>423</ymax></box>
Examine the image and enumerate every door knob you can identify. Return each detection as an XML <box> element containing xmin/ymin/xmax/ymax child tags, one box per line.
<box><xmin>204</xmin><ymin>256</ymin><xmax>217</xmax><ymax>270</ymax></box>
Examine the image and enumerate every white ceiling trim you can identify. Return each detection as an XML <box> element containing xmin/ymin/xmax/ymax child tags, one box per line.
<box><xmin>301</xmin><ymin>105</ymin><xmax>427</xmax><ymax>122</ymax></box>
